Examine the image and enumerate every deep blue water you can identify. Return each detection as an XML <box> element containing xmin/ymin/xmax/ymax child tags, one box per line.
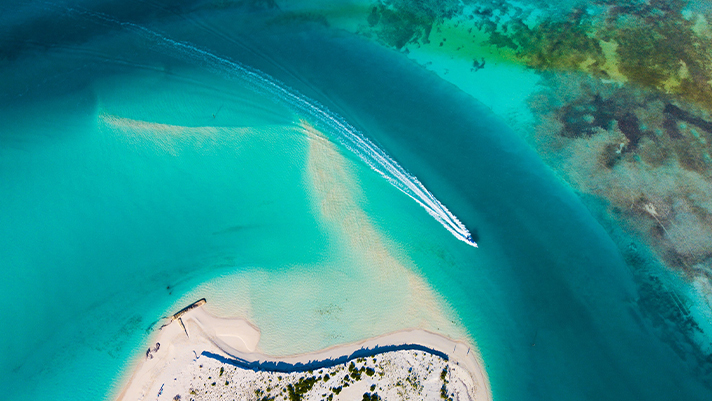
<box><xmin>1</xmin><ymin>1</ymin><xmax>711</xmax><ymax>400</ymax></box>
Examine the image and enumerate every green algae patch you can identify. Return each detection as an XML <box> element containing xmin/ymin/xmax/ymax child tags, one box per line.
<box><xmin>496</xmin><ymin>0</ymin><xmax>712</xmax><ymax>108</ymax></box>
<box><xmin>608</xmin><ymin>1</ymin><xmax>712</xmax><ymax>106</ymax></box>
<box><xmin>362</xmin><ymin>0</ymin><xmax>712</xmax><ymax>108</ymax></box>
<box><xmin>488</xmin><ymin>11</ymin><xmax>606</xmax><ymax>74</ymax></box>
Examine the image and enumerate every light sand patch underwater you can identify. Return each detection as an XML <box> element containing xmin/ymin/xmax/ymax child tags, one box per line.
<box><xmin>161</xmin><ymin>120</ymin><xmax>470</xmax><ymax>358</ymax></box>
<box><xmin>99</xmin><ymin>113</ymin><xmax>296</xmax><ymax>156</ymax></box>
<box><xmin>302</xmin><ymin>121</ymin><xmax>468</xmax><ymax>343</ymax></box>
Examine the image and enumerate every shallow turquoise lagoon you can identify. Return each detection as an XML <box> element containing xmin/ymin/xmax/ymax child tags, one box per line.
<box><xmin>1</xmin><ymin>2</ymin><xmax>710</xmax><ymax>401</ymax></box>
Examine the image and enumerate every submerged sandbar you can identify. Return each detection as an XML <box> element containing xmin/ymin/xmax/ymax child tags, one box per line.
<box><xmin>117</xmin><ymin>302</ymin><xmax>490</xmax><ymax>401</ymax></box>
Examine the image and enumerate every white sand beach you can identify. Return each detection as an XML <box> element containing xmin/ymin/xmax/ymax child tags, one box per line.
<box><xmin>116</xmin><ymin>304</ymin><xmax>490</xmax><ymax>401</ymax></box>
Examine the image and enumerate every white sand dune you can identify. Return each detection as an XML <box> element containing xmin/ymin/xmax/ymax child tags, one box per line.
<box><xmin>116</xmin><ymin>305</ymin><xmax>490</xmax><ymax>401</ymax></box>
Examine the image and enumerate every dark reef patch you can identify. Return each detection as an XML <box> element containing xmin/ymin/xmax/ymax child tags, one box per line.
<box><xmin>559</xmin><ymin>93</ymin><xmax>616</xmax><ymax>138</ymax></box>
<box><xmin>664</xmin><ymin>104</ymin><xmax>712</xmax><ymax>134</ymax></box>
<box><xmin>617</xmin><ymin>112</ymin><xmax>645</xmax><ymax>149</ymax></box>
<box><xmin>663</xmin><ymin>113</ymin><xmax>683</xmax><ymax>139</ymax></box>
<box><xmin>363</xmin><ymin>0</ymin><xmax>464</xmax><ymax>49</ymax></box>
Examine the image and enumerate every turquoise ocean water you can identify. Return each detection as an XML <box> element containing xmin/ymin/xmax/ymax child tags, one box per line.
<box><xmin>1</xmin><ymin>1</ymin><xmax>711</xmax><ymax>400</ymax></box>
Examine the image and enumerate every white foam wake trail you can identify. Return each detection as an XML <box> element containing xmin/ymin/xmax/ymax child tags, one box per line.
<box><xmin>66</xmin><ymin>6</ymin><xmax>477</xmax><ymax>247</ymax></box>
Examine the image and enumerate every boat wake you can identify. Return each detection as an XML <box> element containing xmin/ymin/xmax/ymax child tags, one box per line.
<box><xmin>61</xmin><ymin>5</ymin><xmax>477</xmax><ymax>247</ymax></box>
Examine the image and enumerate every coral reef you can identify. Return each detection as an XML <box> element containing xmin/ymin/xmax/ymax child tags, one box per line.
<box><xmin>530</xmin><ymin>72</ymin><xmax>712</xmax><ymax>277</ymax></box>
<box><xmin>528</xmin><ymin>71</ymin><xmax>712</xmax><ymax>373</ymax></box>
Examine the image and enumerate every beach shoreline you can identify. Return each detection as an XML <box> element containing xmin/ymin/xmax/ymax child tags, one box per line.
<box><xmin>116</xmin><ymin>302</ymin><xmax>491</xmax><ymax>401</ymax></box>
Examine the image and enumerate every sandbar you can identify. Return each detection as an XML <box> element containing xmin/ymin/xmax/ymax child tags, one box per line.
<box><xmin>116</xmin><ymin>301</ymin><xmax>491</xmax><ymax>401</ymax></box>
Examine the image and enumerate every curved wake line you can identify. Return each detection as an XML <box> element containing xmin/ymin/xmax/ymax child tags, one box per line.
<box><xmin>67</xmin><ymin>6</ymin><xmax>477</xmax><ymax>247</ymax></box>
